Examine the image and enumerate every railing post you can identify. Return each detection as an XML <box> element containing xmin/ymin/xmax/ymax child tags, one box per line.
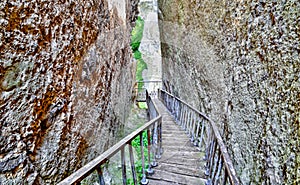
<box><xmin>198</xmin><ymin>120</ymin><xmax>205</xmax><ymax>150</ymax></box>
<box><xmin>194</xmin><ymin>118</ymin><xmax>201</xmax><ymax>146</ymax></box>
<box><xmin>185</xmin><ymin>110</ymin><xmax>191</xmax><ymax>134</ymax></box>
<box><xmin>146</xmin><ymin>128</ymin><xmax>154</xmax><ymax>174</ymax></box>
<box><xmin>172</xmin><ymin>96</ymin><xmax>176</xmax><ymax>116</ymax></box>
<box><xmin>179</xmin><ymin>103</ymin><xmax>184</xmax><ymax>126</ymax></box>
<box><xmin>204</xmin><ymin>125</ymin><xmax>212</xmax><ymax>160</ymax></box>
<box><xmin>206</xmin><ymin>138</ymin><xmax>217</xmax><ymax>178</ymax></box>
<box><xmin>176</xmin><ymin>100</ymin><xmax>180</xmax><ymax>121</ymax></box>
<box><xmin>188</xmin><ymin>111</ymin><xmax>195</xmax><ymax>138</ymax></box>
<box><xmin>174</xmin><ymin>99</ymin><xmax>179</xmax><ymax>121</ymax></box>
<box><xmin>128</xmin><ymin>143</ymin><xmax>138</xmax><ymax>185</ymax></box>
<box><xmin>150</xmin><ymin>124</ymin><xmax>158</xmax><ymax>167</ymax></box>
<box><xmin>96</xmin><ymin>165</ymin><xmax>105</xmax><ymax>185</ymax></box>
<box><xmin>181</xmin><ymin>105</ymin><xmax>186</xmax><ymax>129</ymax></box>
<box><xmin>214</xmin><ymin>157</ymin><xmax>223</xmax><ymax>184</ymax></box>
<box><xmin>156</xmin><ymin>119</ymin><xmax>163</xmax><ymax>159</ymax></box>
<box><xmin>140</xmin><ymin>132</ymin><xmax>148</xmax><ymax>185</ymax></box>
<box><xmin>191</xmin><ymin>112</ymin><xmax>196</xmax><ymax>142</ymax></box>
<box><xmin>223</xmin><ymin>170</ymin><xmax>228</xmax><ymax>185</ymax></box>
<box><xmin>121</xmin><ymin>147</ymin><xmax>127</xmax><ymax>185</ymax></box>
<box><xmin>165</xmin><ymin>93</ymin><xmax>168</xmax><ymax>107</ymax></box>
<box><xmin>212</xmin><ymin>147</ymin><xmax>222</xmax><ymax>183</ymax></box>
<box><xmin>159</xmin><ymin>118</ymin><xmax>163</xmax><ymax>155</ymax></box>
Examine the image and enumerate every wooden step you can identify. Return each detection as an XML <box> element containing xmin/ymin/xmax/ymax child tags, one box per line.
<box><xmin>148</xmin><ymin>169</ymin><xmax>206</xmax><ymax>185</ymax></box>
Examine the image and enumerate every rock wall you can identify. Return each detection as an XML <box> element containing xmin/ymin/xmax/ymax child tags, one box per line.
<box><xmin>158</xmin><ymin>0</ymin><xmax>299</xmax><ymax>184</ymax></box>
<box><xmin>0</xmin><ymin>0</ymin><xmax>139</xmax><ymax>184</ymax></box>
<box><xmin>139</xmin><ymin>0</ymin><xmax>162</xmax><ymax>82</ymax></box>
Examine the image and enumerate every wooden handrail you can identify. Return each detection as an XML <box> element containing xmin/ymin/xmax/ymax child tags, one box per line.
<box><xmin>58</xmin><ymin>92</ymin><xmax>162</xmax><ymax>185</ymax></box>
<box><xmin>159</xmin><ymin>89</ymin><xmax>240</xmax><ymax>185</ymax></box>
<box><xmin>136</xmin><ymin>80</ymin><xmax>162</xmax><ymax>83</ymax></box>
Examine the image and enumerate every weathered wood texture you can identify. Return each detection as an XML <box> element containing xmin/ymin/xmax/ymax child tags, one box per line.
<box><xmin>148</xmin><ymin>99</ymin><xmax>207</xmax><ymax>185</ymax></box>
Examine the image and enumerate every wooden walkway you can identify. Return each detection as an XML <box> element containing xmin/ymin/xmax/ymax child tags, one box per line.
<box><xmin>148</xmin><ymin>99</ymin><xmax>207</xmax><ymax>185</ymax></box>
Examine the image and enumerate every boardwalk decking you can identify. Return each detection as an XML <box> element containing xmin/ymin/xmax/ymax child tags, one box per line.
<box><xmin>148</xmin><ymin>99</ymin><xmax>207</xmax><ymax>185</ymax></box>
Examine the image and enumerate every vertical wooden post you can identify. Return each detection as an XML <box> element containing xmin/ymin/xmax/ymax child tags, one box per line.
<box><xmin>128</xmin><ymin>143</ymin><xmax>137</xmax><ymax>185</ymax></box>
<box><xmin>223</xmin><ymin>170</ymin><xmax>228</xmax><ymax>185</ymax></box>
<box><xmin>121</xmin><ymin>147</ymin><xmax>127</xmax><ymax>185</ymax></box>
<box><xmin>147</xmin><ymin>128</ymin><xmax>154</xmax><ymax>174</ymax></box>
<box><xmin>194</xmin><ymin>118</ymin><xmax>201</xmax><ymax>146</ymax></box>
<box><xmin>211</xmin><ymin>146</ymin><xmax>221</xmax><ymax>182</ymax></box>
<box><xmin>156</xmin><ymin>120</ymin><xmax>162</xmax><ymax>159</ymax></box>
<box><xmin>151</xmin><ymin>124</ymin><xmax>158</xmax><ymax>167</ymax></box>
<box><xmin>213</xmin><ymin>149</ymin><xmax>223</xmax><ymax>184</ymax></box>
<box><xmin>140</xmin><ymin>132</ymin><xmax>148</xmax><ymax>185</ymax></box>
<box><xmin>185</xmin><ymin>110</ymin><xmax>191</xmax><ymax>134</ymax></box>
<box><xmin>96</xmin><ymin>165</ymin><xmax>105</xmax><ymax>185</ymax></box>
<box><xmin>179</xmin><ymin>103</ymin><xmax>184</xmax><ymax>126</ymax></box>
<box><xmin>198</xmin><ymin>120</ymin><xmax>205</xmax><ymax>150</ymax></box>
<box><xmin>182</xmin><ymin>106</ymin><xmax>187</xmax><ymax>130</ymax></box>
<box><xmin>172</xmin><ymin>96</ymin><xmax>176</xmax><ymax>115</ymax></box>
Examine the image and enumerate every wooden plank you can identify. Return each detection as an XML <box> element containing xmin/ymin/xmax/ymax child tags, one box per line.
<box><xmin>162</xmin><ymin>133</ymin><xmax>186</xmax><ymax>137</ymax></box>
<box><xmin>148</xmin><ymin>179</ymin><xmax>181</xmax><ymax>185</ymax></box>
<box><xmin>159</xmin><ymin>150</ymin><xmax>203</xmax><ymax>158</ymax></box>
<box><xmin>162</xmin><ymin>144</ymin><xmax>199</xmax><ymax>151</ymax></box>
<box><xmin>148</xmin><ymin>169</ymin><xmax>206</xmax><ymax>185</ymax></box>
<box><xmin>154</xmin><ymin>162</ymin><xmax>203</xmax><ymax>177</ymax></box>
<box><xmin>159</xmin><ymin>157</ymin><xmax>201</xmax><ymax>167</ymax></box>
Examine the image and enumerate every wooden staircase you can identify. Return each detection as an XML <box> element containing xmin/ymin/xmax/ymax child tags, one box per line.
<box><xmin>148</xmin><ymin>99</ymin><xmax>207</xmax><ymax>185</ymax></box>
<box><xmin>58</xmin><ymin>89</ymin><xmax>240</xmax><ymax>185</ymax></box>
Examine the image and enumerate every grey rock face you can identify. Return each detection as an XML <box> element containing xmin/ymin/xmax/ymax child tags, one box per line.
<box><xmin>0</xmin><ymin>0</ymin><xmax>139</xmax><ymax>184</ymax></box>
<box><xmin>158</xmin><ymin>0</ymin><xmax>299</xmax><ymax>184</ymax></box>
<box><xmin>139</xmin><ymin>0</ymin><xmax>162</xmax><ymax>82</ymax></box>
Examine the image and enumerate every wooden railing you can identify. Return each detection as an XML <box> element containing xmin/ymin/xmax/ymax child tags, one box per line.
<box><xmin>135</xmin><ymin>80</ymin><xmax>162</xmax><ymax>101</ymax></box>
<box><xmin>58</xmin><ymin>91</ymin><xmax>162</xmax><ymax>185</ymax></box>
<box><xmin>159</xmin><ymin>90</ymin><xmax>240</xmax><ymax>185</ymax></box>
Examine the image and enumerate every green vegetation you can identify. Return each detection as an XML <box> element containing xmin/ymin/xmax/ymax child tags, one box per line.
<box><xmin>131</xmin><ymin>16</ymin><xmax>148</xmax><ymax>109</ymax></box>
<box><xmin>135</xmin><ymin>52</ymin><xmax>147</xmax><ymax>90</ymax></box>
<box><xmin>138</xmin><ymin>102</ymin><xmax>148</xmax><ymax>109</ymax></box>
<box><xmin>131</xmin><ymin>16</ymin><xmax>147</xmax><ymax>90</ymax></box>
<box><xmin>131</xmin><ymin>16</ymin><xmax>144</xmax><ymax>52</ymax></box>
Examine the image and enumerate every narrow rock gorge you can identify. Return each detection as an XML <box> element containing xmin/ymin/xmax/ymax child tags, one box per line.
<box><xmin>158</xmin><ymin>0</ymin><xmax>299</xmax><ymax>184</ymax></box>
<box><xmin>0</xmin><ymin>0</ymin><xmax>139</xmax><ymax>184</ymax></box>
